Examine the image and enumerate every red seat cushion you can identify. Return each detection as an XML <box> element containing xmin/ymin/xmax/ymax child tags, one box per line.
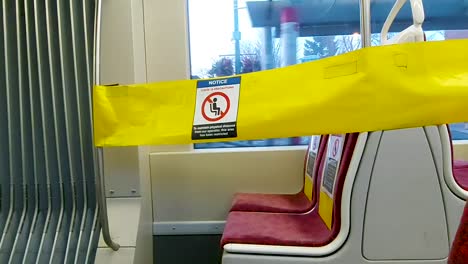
<box><xmin>221</xmin><ymin>134</ymin><xmax>359</xmax><ymax>247</ymax></box>
<box><xmin>230</xmin><ymin>192</ymin><xmax>312</xmax><ymax>213</ymax></box>
<box><xmin>447</xmin><ymin>126</ymin><xmax>468</xmax><ymax>191</ymax></box>
<box><xmin>454</xmin><ymin>160</ymin><xmax>468</xmax><ymax>169</ymax></box>
<box><xmin>453</xmin><ymin>160</ymin><xmax>468</xmax><ymax>190</ymax></box>
<box><xmin>229</xmin><ymin>135</ymin><xmax>329</xmax><ymax>213</ymax></box>
<box><xmin>448</xmin><ymin>201</ymin><xmax>468</xmax><ymax>264</ymax></box>
<box><xmin>221</xmin><ymin>210</ymin><xmax>331</xmax><ymax>247</ymax></box>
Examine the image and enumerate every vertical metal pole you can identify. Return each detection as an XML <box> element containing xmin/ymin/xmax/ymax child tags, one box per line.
<box><xmin>360</xmin><ymin>0</ymin><xmax>371</xmax><ymax>48</ymax></box>
<box><xmin>279</xmin><ymin>5</ymin><xmax>299</xmax><ymax>145</ymax></box>
<box><xmin>93</xmin><ymin>0</ymin><xmax>120</xmax><ymax>251</ymax></box>
<box><xmin>233</xmin><ymin>0</ymin><xmax>241</xmax><ymax>74</ymax></box>
<box><xmin>263</xmin><ymin>27</ymin><xmax>274</xmax><ymax>70</ymax></box>
<box><xmin>280</xmin><ymin>6</ymin><xmax>298</xmax><ymax>67</ymax></box>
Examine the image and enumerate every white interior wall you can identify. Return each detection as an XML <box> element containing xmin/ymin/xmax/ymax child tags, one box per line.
<box><xmin>150</xmin><ymin>147</ymin><xmax>307</xmax><ymax>223</ymax></box>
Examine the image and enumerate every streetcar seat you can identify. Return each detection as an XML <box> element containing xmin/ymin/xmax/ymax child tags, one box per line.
<box><xmin>229</xmin><ymin>192</ymin><xmax>311</xmax><ymax>214</ymax></box>
<box><xmin>447</xmin><ymin>125</ymin><xmax>468</xmax><ymax>192</ymax></box>
<box><xmin>453</xmin><ymin>160</ymin><xmax>468</xmax><ymax>190</ymax></box>
<box><xmin>454</xmin><ymin>160</ymin><xmax>468</xmax><ymax>169</ymax></box>
<box><xmin>448</xmin><ymin>200</ymin><xmax>468</xmax><ymax>264</ymax></box>
<box><xmin>221</xmin><ymin>133</ymin><xmax>358</xmax><ymax>247</ymax></box>
<box><xmin>229</xmin><ymin>135</ymin><xmax>328</xmax><ymax>213</ymax></box>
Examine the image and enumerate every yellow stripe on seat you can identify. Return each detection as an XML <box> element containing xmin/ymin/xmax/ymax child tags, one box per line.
<box><xmin>319</xmin><ymin>190</ymin><xmax>334</xmax><ymax>230</ymax></box>
<box><xmin>304</xmin><ymin>176</ymin><xmax>313</xmax><ymax>201</ymax></box>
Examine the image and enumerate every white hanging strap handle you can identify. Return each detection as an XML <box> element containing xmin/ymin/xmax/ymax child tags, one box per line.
<box><xmin>381</xmin><ymin>0</ymin><xmax>425</xmax><ymax>45</ymax></box>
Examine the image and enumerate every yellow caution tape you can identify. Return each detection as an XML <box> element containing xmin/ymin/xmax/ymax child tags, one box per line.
<box><xmin>94</xmin><ymin>39</ymin><xmax>468</xmax><ymax>147</ymax></box>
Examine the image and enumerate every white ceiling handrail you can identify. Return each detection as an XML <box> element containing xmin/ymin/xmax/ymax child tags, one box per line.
<box><xmin>381</xmin><ymin>0</ymin><xmax>425</xmax><ymax>45</ymax></box>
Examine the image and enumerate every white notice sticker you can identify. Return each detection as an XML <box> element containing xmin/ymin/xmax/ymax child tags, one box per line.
<box><xmin>192</xmin><ymin>77</ymin><xmax>241</xmax><ymax>140</ymax></box>
<box><xmin>321</xmin><ymin>135</ymin><xmax>345</xmax><ymax>197</ymax></box>
<box><xmin>306</xmin><ymin>136</ymin><xmax>321</xmax><ymax>177</ymax></box>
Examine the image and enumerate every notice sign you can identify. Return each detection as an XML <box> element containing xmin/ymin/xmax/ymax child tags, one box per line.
<box><xmin>192</xmin><ymin>77</ymin><xmax>241</xmax><ymax>140</ymax></box>
<box><xmin>306</xmin><ymin>136</ymin><xmax>321</xmax><ymax>177</ymax></box>
<box><xmin>322</xmin><ymin>135</ymin><xmax>345</xmax><ymax>197</ymax></box>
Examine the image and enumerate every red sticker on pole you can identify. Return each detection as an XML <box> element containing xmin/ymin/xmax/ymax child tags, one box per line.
<box><xmin>192</xmin><ymin>77</ymin><xmax>241</xmax><ymax>140</ymax></box>
<box><xmin>332</xmin><ymin>138</ymin><xmax>340</xmax><ymax>158</ymax></box>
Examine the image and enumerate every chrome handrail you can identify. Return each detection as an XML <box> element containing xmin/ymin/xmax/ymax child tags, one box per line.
<box><xmin>92</xmin><ymin>0</ymin><xmax>120</xmax><ymax>251</ymax></box>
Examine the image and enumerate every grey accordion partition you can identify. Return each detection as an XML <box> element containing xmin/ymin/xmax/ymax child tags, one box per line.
<box><xmin>0</xmin><ymin>0</ymin><xmax>100</xmax><ymax>263</ymax></box>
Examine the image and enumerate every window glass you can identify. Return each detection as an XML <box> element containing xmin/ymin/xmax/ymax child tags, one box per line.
<box><xmin>188</xmin><ymin>1</ymin><xmax>468</xmax><ymax>149</ymax></box>
<box><xmin>188</xmin><ymin>0</ymin><xmax>361</xmax><ymax>149</ymax></box>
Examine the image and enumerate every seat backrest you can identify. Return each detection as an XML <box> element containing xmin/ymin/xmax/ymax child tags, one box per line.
<box><xmin>303</xmin><ymin>135</ymin><xmax>329</xmax><ymax>204</ymax></box>
<box><xmin>448</xmin><ymin>200</ymin><xmax>468</xmax><ymax>264</ymax></box>
<box><xmin>317</xmin><ymin>133</ymin><xmax>359</xmax><ymax>230</ymax></box>
<box><xmin>446</xmin><ymin>125</ymin><xmax>468</xmax><ymax>191</ymax></box>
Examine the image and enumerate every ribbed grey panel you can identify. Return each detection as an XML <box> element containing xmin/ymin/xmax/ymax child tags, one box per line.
<box><xmin>22</xmin><ymin>0</ymin><xmax>48</xmax><ymax>262</ymax></box>
<box><xmin>0</xmin><ymin>0</ymin><xmax>98</xmax><ymax>263</ymax></box>
<box><xmin>0</xmin><ymin>1</ymin><xmax>22</xmax><ymax>261</ymax></box>
<box><xmin>0</xmin><ymin>0</ymin><xmax>11</xmax><ymax>254</ymax></box>
<box><xmin>82</xmin><ymin>0</ymin><xmax>100</xmax><ymax>259</ymax></box>
<box><xmin>34</xmin><ymin>0</ymin><xmax>63</xmax><ymax>261</ymax></box>
<box><xmin>9</xmin><ymin>0</ymin><xmax>36</xmax><ymax>262</ymax></box>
